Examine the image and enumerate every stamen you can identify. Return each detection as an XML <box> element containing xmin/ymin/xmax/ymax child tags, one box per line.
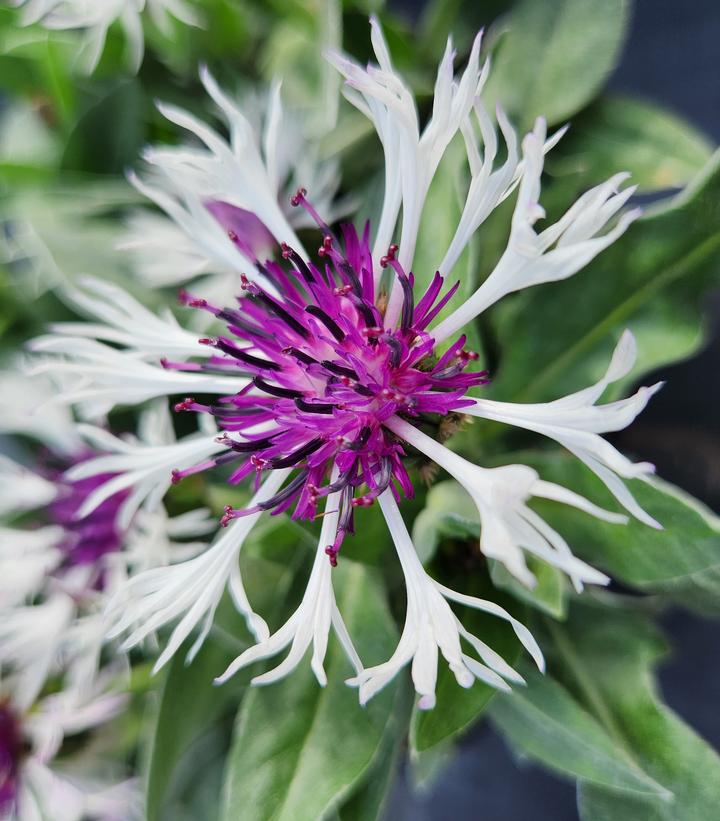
<box><xmin>321</xmin><ymin>360</ymin><xmax>358</xmax><ymax>379</ymax></box>
<box><xmin>295</xmin><ymin>398</ymin><xmax>335</xmax><ymax>415</ymax></box>
<box><xmin>305</xmin><ymin>306</ymin><xmax>345</xmax><ymax>341</ymax></box>
<box><xmin>269</xmin><ymin>438</ymin><xmax>325</xmax><ymax>468</ymax></box>
<box><xmin>252</xmin><ymin>376</ymin><xmax>303</xmax><ymax>399</ymax></box>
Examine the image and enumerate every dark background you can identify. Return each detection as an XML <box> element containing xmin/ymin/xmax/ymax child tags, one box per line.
<box><xmin>384</xmin><ymin>1</ymin><xmax>720</xmax><ymax>818</ymax></box>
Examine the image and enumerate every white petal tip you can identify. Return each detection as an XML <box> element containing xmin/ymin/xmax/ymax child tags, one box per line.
<box><xmin>417</xmin><ymin>694</ymin><xmax>436</xmax><ymax>711</ymax></box>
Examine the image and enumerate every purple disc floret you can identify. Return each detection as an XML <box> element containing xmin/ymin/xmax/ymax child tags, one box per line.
<box><xmin>169</xmin><ymin>191</ymin><xmax>490</xmax><ymax>564</ymax></box>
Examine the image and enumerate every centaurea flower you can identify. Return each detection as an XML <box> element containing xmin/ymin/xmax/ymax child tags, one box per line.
<box><xmin>0</xmin><ymin>678</ymin><xmax>140</xmax><ymax>820</ymax></box>
<box><xmin>32</xmin><ymin>19</ymin><xmax>660</xmax><ymax>709</ymax></box>
<box><xmin>0</xmin><ymin>375</ymin><xmax>211</xmax><ymax>702</ymax></box>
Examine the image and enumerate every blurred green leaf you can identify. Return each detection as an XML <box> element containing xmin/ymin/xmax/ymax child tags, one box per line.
<box><xmin>483</xmin><ymin>0</ymin><xmax>630</xmax><ymax>130</ymax></box>
<box><xmin>546</xmin><ymin>602</ymin><xmax>720</xmax><ymax>821</ymax></box>
<box><xmin>220</xmin><ymin>560</ymin><xmax>399</xmax><ymax>821</ymax></box>
<box><xmin>491</xmin><ymin>149</ymin><xmax>720</xmax><ymax>404</ymax></box>
<box><xmin>523</xmin><ymin>451</ymin><xmax>720</xmax><ymax>610</ymax></box>
<box><xmin>549</xmin><ymin>96</ymin><xmax>714</xmax><ymax>193</ymax></box>
<box><xmin>489</xmin><ymin>667</ymin><xmax>669</xmax><ymax>796</ymax></box>
<box><xmin>61</xmin><ymin>80</ymin><xmax>146</xmax><ymax>173</ymax></box>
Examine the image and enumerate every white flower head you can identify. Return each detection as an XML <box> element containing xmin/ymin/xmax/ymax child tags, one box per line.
<box><xmin>1</xmin><ymin>673</ymin><xmax>140</xmax><ymax>820</ymax></box>
<box><xmin>12</xmin><ymin>0</ymin><xmax>201</xmax><ymax>73</ymax></box>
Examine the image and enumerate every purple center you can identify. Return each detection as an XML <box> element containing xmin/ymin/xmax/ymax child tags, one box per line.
<box><xmin>47</xmin><ymin>459</ymin><xmax>128</xmax><ymax>587</ymax></box>
<box><xmin>0</xmin><ymin>702</ymin><xmax>23</xmax><ymax>815</ymax></box>
<box><xmin>168</xmin><ymin>192</ymin><xmax>489</xmax><ymax>563</ymax></box>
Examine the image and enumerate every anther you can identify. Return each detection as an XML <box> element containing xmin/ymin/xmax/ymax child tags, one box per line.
<box><xmin>228</xmin><ymin>229</ymin><xmax>238</xmax><ymax>242</ymax></box>
<box><xmin>290</xmin><ymin>187</ymin><xmax>307</xmax><ymax>207</ymax></box>
<box><xmin>220</xmin><ymin>506</ymin><xmax>235</xmax><ymax>527</ymax></box>
<box><xmin>171</xmin><ymin>469</ymin><xmax>182</xmax><ymax>485</ymax></box>
<box><xmin>333</xmin><ymin>285</ymin><xmax>352</xmax><ymax>296</ymax></box>
<box><xmin>199</xmin><ymin>337</ymin><xmax>216</xmax><ymax>346</ymax></box>
<box><xmin>380</xmin><ymin>243</ymin><xmax>399</xmax><ymax>267</ymax></box>
<box><xmin>174</xmin><ymin>397</ymin><xmax>195</xmax><ymax>412</ymax></box>
<box><xmin>325</xmin><ymin>545</ymin><xmax>339</xmax><ymax>567</ymax></box>
<box><xmin>280</xmin><ymin>242</ymin><xmax>292</xmax><ymax>259</ymax></box>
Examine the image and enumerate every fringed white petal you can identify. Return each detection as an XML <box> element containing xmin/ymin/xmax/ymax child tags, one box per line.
<box><xmin>0</xmin><ymin>525</ymin><xmax>63</xmax><ymax>607</ymax></box>
<box><xmin>0</xmin><ymin>594</ymin><xmax>75</xmax><ymax>710</ymax></box>
<box><xmin>215</xmin><ymin>485</ymin><xmax>362</xmax><ymax>687</ymax></box>
<box><xmin>432</xmin><ymin>118</ymin><xmax>640</xmax><ymax>342</ymax></box>
<box><xmin>0</xmin><ymin>368</ymin><xmax>82</xmax><ymax>455</ymax></box>
<box><xmin>104</xmin><ymin>469</ymin><xmax>290</xmax><ymax>673</ymax></box>
<box><xmin>0</xmin><ymin>455</ymin><xmax>58</xmax><ymax>516</ymax></box>
<box><xmin>327</xmin><ymin>18</ymin><xmax>486</xmax><ymax>296</ymax></box>
<box><xmin>28</xmin><ymin>336</ymin><xmax>246</xmax><ymax>419</ymax></box>
<box><xmin>346</xmin><ymin>491</ymin><xmax>542</xmax><ymax>709</ymax></box>
<box><xmin>13</xmin><ymin>0</ymin><xmax>198</xmax><ymax>74</ymax></box>
<box><xmin>66</xmin><ymin>426</ymin><xmax>224</xmax><ymax>529</ymax></box>
<box><xmin>461</xmin><ymin>330</ymin><xmax>662</xmax><ymax>527</ymax></box>
<box><xmin>48</xmin><ymin>277</ymin><xmax>207</xmax><ymax>359</ymax></box>
<box><xmin>386</xmin><ymin>416</ymin><xmax>615</xmax><ymax>590</ymax></box>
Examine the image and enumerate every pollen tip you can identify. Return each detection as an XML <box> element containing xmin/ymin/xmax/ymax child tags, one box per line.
<box><xmin>290</xmin><ymin>186</ymin><xmax>307</xmax><ymax>207</ymax></box>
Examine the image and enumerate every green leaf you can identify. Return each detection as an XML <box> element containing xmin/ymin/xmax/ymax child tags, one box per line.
<box><xmin>61</xmin><ymin>80</ymin><xmax>146</xmax><ymax>174</ymax></box>
<box><xmin>483</xmin><ymin>0</ymin><xmax>630</xmax><ymax>130</ymax></box>
<box><xmin>489</xmin><ymin>668</ymin><xmax>668</xmax><ymax>796</ymax></box>
<box><xmin>336</xmin><ymin>684</ymin><xmax>410</xmax><ymax>821</ymax></box>
<box><xmin>546</xmin><ymin>602</ymin><xmax>720</xmax><ymax>821</ymax></box>
<box><xmin>220</xmin><ymin>561</ymin><xmax>400</xmax><ymax>821</ymax></box>
<box><xmin>491</xmin><ymin>149</ymin><xmax>720</xmax><ymax>404</ymax></box>
<box><xmin>522</xmin><ymin>451</ymin><xmax>720</xmax><ymax>609</ymax></box>
<box><xmin>549</xmin><ymin>96</ymin><xmax>714</xmax><ymax>193</ymax></box>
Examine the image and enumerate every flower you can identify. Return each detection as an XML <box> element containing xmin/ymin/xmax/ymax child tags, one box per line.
<box><xmin>31</xmin><ymin>19</ymin><xmax>659</xmax><ymax>709</ymax></box>
<box><xmin>0</xmin><ymin>677</ymin><xmax>140</xmax><ymax>820</ymax></box>
<box><xmin>0</xmin><ymin>374</ymin><xmax>211</xmax><ymax>702</ymax></box>
<box><xmin>11</xmin><ymin>0</ymin><xmax>201</xmax><ymax>73</ymax></box>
